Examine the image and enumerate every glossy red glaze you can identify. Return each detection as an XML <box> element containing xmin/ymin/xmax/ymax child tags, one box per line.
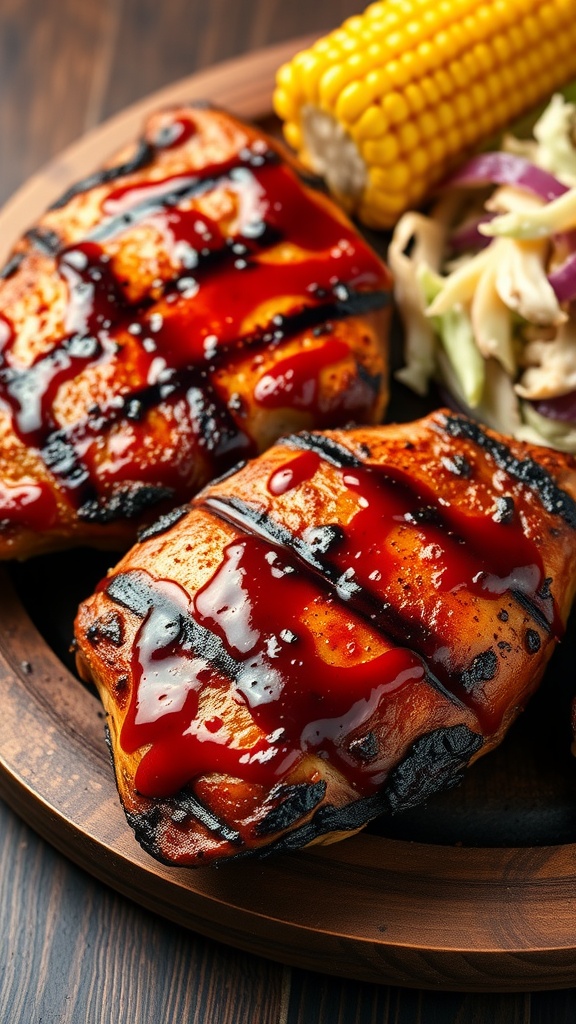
<box><xmin>0</xmin><ymin>314</ymin><xmax>14</xmax><ymax>352</ymax></box>
<box><xmin>0</xmin><ymin>479</ymin><xmax>58</xmax><ymax>530</ymax></box>
<box><xmin>253</xmin><ymin>339</ymin><xmax>350</xmax><ymax>409</ymax></box>
<box><xmin>151</xmin><ymin>114</ymin><xmax>199</xmax><ymax>150</ymax></box>
<box><xmin>115</xmin><ymin>447</ymin><xmax>559</xmax><ymax>798</ymax></box>
<box><xmin>267</xmin><ymin>450</ymin><xmax>319</xmax><ymax>496</ymax></box>
<box><xmin>0</xmin><ymin>138</ymin><xmax>388</xmax><ymax>528</ymax></box>
<box><xmin>120</xmin><ymin>541</ymin><xmax>424</xmax><ymax>797</ymax></box>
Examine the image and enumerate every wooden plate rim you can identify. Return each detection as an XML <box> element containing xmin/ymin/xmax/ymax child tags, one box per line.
<box><xmin>1</xmin><ymin>40</ymin><xmax>576</xmax><ymax>993</ymax></box>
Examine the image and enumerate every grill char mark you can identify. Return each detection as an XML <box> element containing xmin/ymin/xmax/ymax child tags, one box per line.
<box><xmin>221</xmin><ymin>724</ymin><xmax>484</xmax><ymax>863</ymax></box>
<box><xmin>105</xmin><ymin>565</ymin><xmax>403</xmax><ymax>836</ymax></box>
<box><xmin>255</xmin><ymin>781</ymin><xmax>327</xmax><ymax>837</ymax></box>
<box><xmin>0</xmin><ymin>253</ymin><xmax>25</xmax><ymax>280</ymax></box>
<box><xmin>199</xmin><ymin>492</ymin><xmax>462</xmax><ymax>710</ymax></box>
<box><xmin>441</xmin><ymin>413</ymin><xmax>576</xmax><ymax>528</ymax></box>
<box><xmin>105</xmin><ymin>636</ymin><xmax>481</xmax><ymax>863</ymax></box>
<box><xmin>85</xmin><ymin>148</ymin><xmax>279</xmax><ymax>245</ymax></box>
<box><xmin>49</xmin><ymin>139</ymin><xmax>156</xmax><ymax>211</ymax></box>
<box><xmin>35</xmin><ymin>288</ymin><xmax>386</xmax><ymax>515</ymax></box>
<box><xmin>510</xmin><ymin>588</ymin><xmax>553</xmax><ymax>633</ymax></box>
<box><xmin>77</xmin><ymin>484</ymin><xmax>175</xmax><ymax>524</ymax></box>
<box><xmin>126</xmin><ymin>793</ymin><xmax>242</xmax><ymax>861</ymax></box>
<box><xmin>1</xmin><ymin>129</ymin><xmax>391</xmax><ymax>521</ymax></box>
<box><xmin>39</xmin><ymin>370</ymin><xmax>253</xmax><ymax>519</ymax></box>
<box><xmin>106</xmin><ymin>568</ymin><xmax>259</xmax><ymax>689</ymax></box>
<box><xmin>25</xmin><ymin>227</ymin><xmax>61</xmax><ymax>256</ymax></box>
<box><xmin>280</xmin><ymin>426</ymin><xmax>559</xmax><ymax>637</ymax></box>
<box><xmin>166</xmin><ymin>791</ymin><xmax>242</xmax><ymax>843</ymax></box>
<box><xmin>278</xmin><ymin>430</ymin><xmax>365</xmax><ymax>469</ymax></box>
<box><xmin>137</xmin><ymin>504</ymin><xmax>191</xmax><ymax>543</ymax></box>
<box><xmin>199</xmin><ymin>417</ymin><xmax>563</xmax><ymax>708</ymax></box>
<box><xmin>107</xmin><ymin>719</ymin><xmax>240</xmax><ymax>859</ymax></box>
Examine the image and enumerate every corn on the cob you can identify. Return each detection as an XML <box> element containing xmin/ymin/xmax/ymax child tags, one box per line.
<box><xmin>273</xmin><ymin>0</ymin><xmax>576</xmax><ymax>229</ymax></box>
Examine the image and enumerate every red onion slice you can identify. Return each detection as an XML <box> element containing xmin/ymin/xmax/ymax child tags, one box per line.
<box><xmin>439</xmin><ymin>152</ymin><xmax>568</xmax><ymax>202</ymax></box>
<box><xmin>530</xmin><ymin>391</ymin><xmax>576</xmax><ymax>423</ymax></box>
<box><xmin>547</xmin><ymin>252</ymin><xmax>576</xmax><ymax>303</ymax></box>
<box><xmin>449</xmin><ymin>213</ymin><xmax>495</xmax><ymax>252</ymax></box>
<box><xmin>554</xmin><ymin>228</ymin><xmax>576</xmax><ymax>252</ymax></box>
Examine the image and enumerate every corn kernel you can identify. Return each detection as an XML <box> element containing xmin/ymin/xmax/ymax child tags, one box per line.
<box><xmin>275</xmin><ymin>0</ymin><xmax>576</xmax><ymax>229</ymax></box>
<box><xmin>470</xmin><ymin>80</ymin><xmax>490</xmax><ymax>112</ymax></box>
<box><xmin>276</xmin><ymin>62</ymin><xmax>301</xmax><ymax>96</ymax></box>
<box><xmin>396</xmin><ymin>119</ymin><xmax>420</xmax><ymax>152</ymax></box>
<box><xmin>361</xmin><ymin>134</ymin><xmax>401</xmax><ymax>166</ymax></box>
<box><xmin>436</xmin><ymin>100</ymin><xmax>456</xmax><ymax>131</ymax></box>
<box><xmin>385</xmin><ymin>56</ymin><xmax>413</xmax><ymax>88</ymax></box>
<box><xmin>331</xmin><ymin>29</ymin><xmax>353</xmax><ymax>50</ymax></box>
<box><xmin>433</xmin><ymin>68</ymin><xmax>453</xmax><ymax>98</ymax></box>
<box><xmin>404</xmin><ymin>19</ymin><xmax>428</xmax><ymax>46</ymax></box>
<box><xmin>426</xmin><ymin>135</ymin><xmax>449</xmax><ymax>167</ymax></box>
<box><xmin>451</xmin><ymin>91</ymin><xmax>474</xmax><ymax>123</ymax></box>
<box><xmin>365</xmin><ymin>65</ymin><xmax>395</xmax><ymax>99</ymax></box>
<box><xmin>311</xmin><ymin>38</ymin><xmax>335</xmax><ymax>55</ymax></box>
<box><xmin>364</xmin><ymin>2</ymin><xmax>385</xmax><ymax>19</ymax></box>
<box><xmin>350</xmin><ymin>104</ymin><xmax>389</xmax><ymax>140</ymax></box>
<box><xmin>414</xmin><ymin>40</ymin><xmax>435</xmax><ymax>73</ymax></box>
<box><xmin>346</xmin><ymin>50</ymin><xmax>376</xmax><ymax>77</ymax></box>
<box><xmin>370</xmin><ymin>160</ymin><xmax>411</xmax><ymax>192</ymax></box>
<box><xmin>403</xmin><ymin>81</ymin><xmax>427</xmax><ymax>114</ymax></box>
<box><xmin>359</xmin><ymin>188</ymin><xmax>406</xmax><ymax>226</ymax></box>
<box><xmin>296</xmin><ymin>55</ymin><xmax>326</xmax><ymax>101</ymax></box>
<box><xmin>417</xmin><ymin>109</ymin><xmax>439</xmax><ymax>141</ymax></box>
<box><xmin>397</xmin><ymin>50</ymin><xmax>420</xmax><ymax>84</ymax></box>
<box><xmin>318</xmin><ymin>64</ymin><xmax>356</xmax><ymax>106</ymax></box>
<box><xmin>335</xmin><ymin>80</ymin><xmax>376</xmax><ymax>123</ymax></box>
<box><xmin>283</xmin><ymin>122</ymin><xmax>302</xmax><ymax>152</ymax></box>
<box><xmin>272</xmin><ymin>88</ymin><xmax>296</xmax><ymax>122</ymax></box>
<box><xmin>381</xmin><ymin>91</ymin><xmax>410</xmax><ymax>125</ymax></box>
<box><xmin>444</xmin><ymin>125</ymin><xmax>464</xmax><ymax>155</ymax></box>
<box><xmin>384</xmin><ymin>31</ymin><xmax>407</xmax><ymax>58</ymax></box>
<box><xmin>342</xmin><ymin>15</ymin><xmax>365</xmax><ymax>35</ymax></box>
<box><xmin>407</xmin><ymin>146</ymin><xmax>429</xmax><ymax>177</ymax></box>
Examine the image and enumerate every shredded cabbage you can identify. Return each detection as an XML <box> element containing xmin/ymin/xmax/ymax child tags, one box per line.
<box><xmin>389</xmin><ymin>85</ymin><xmax>576</xmax><ymax>452</ymax></box>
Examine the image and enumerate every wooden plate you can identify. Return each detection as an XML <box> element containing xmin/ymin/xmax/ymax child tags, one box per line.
<box><xmin>2</xmin><ymin>38</ymin><xmax>576</xmax><ymax>993</ymax></box>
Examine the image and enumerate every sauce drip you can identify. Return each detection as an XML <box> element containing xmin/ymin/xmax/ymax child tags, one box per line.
<box><xmin>116</xmin><ymin>543</ymin><xmax>423</xmax><ymax>797</ymax></box>
<box><xmin>323</xmin><ymin>461</ymin><xmax>554</xmax><ymax>612</ymax></box>
<box><xmin>267</xmin><ymin>450</ymin><xmax>319</xmax><ymax>496</ymax></box>
<box><xmin>0</xmin><ymin>479</ymin><xmax>58</xmax><ymax>530</ymax></box>
<box><xmin>253</xmin><ymin>339</ymin><xmax>350</xmax><ymax>409</ymax></box>
<box><xmin>111</xmin><ymin>440</ymin><xmax>563</xmax><ymax>797</ymax></box>
<box><xmin>259</xmin><ymin>449</ymin><xmax>556</xmax><ymax>632</ymax></box>
<box><xmin>0</xmin><ymin>129</ymin><xmax>388</xmax><ymax>528</ymax></box>
<box><xmin>152</xmin><ymin>114</ymin><xmax>198</xmax><ymax>150</ymax></box>
<box><xmin>207</xmin><ymin>448</ymin><xmax>560</xmax><ymax>732</ymax></box>
<box><xmin>323</xmin><ymin>462</ymin><xmax>559</xmax><ymax>714</ymax></box>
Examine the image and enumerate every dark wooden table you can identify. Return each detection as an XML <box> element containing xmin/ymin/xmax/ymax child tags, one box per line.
<box><xmin>1</xmin><ymin>1</ymin><xmax>575</xmax><ymax>1020</ymax></box>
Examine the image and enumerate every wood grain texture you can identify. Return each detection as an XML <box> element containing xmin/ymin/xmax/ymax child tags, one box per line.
<box><xmin>1</xmin><ymin>0</ymin><xmax>576</xmax><ymax>1020</ymax></box>
<box><xmin>10</xmin><ymin>794</ymin><xmax>575</xmax><ymax>1024</ymax></box>
<box><xmin>0</xmin><ymin>0</ymin><xmax>119</xmax><ymax>205</ymax></box>
<box><xmin>0</xmin><ymin>803</ymin><xmax>285</xmax><ymax>1024</ymax></box>
<box><xmin>2</xmin><ymin>63</ymin><xmax>576</xmax><ymax>992</ymax></box>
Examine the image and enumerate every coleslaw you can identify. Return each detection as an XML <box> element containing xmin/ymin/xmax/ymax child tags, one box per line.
<box><xmin>389</xmin><ymin>84</ymin><xmax>576</xmax><ymax>451</ymax></box>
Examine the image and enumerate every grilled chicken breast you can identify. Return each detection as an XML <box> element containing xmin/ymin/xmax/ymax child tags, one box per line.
<box><xmin>0</xmin><ymin>105</ymin><xmax>391</xmax><ymax>559</ymax></box>
<box><xmin>74</xmin><ymin>410</ymin><xmax>576</xmax><ymax>866</ymax></box>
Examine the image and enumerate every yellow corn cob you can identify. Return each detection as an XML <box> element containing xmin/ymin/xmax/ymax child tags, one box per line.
<box><xmin>273</xmin><ymin>0</ymin><xmax>576</xmax><ymax>229</ymax></box>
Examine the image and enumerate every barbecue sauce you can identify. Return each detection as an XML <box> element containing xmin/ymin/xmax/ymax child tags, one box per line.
<box><xmin>119</xmin><ymin>544</ymin><xmax>424</xmax><ymax>798</ymax></box>
<box><xmin>0</xmin><ymin>119</ymin><xmax>388</xmax><ymax>526</ymax></box>
<box><xmin>112</xmin><ymin>440</ymin><xmax>560</xmax><ymax>798</ymax></box>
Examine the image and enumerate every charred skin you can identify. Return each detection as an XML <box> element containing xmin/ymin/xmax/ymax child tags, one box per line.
<box><xmin>74</xmin><ymin>410</ymin><xmax>576</xmax><ymax>866</ymax></box>
<box><xmin>0</xmin><ymin>105</ymin><xmax>391</xmax><ymax>559</ymax></box>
